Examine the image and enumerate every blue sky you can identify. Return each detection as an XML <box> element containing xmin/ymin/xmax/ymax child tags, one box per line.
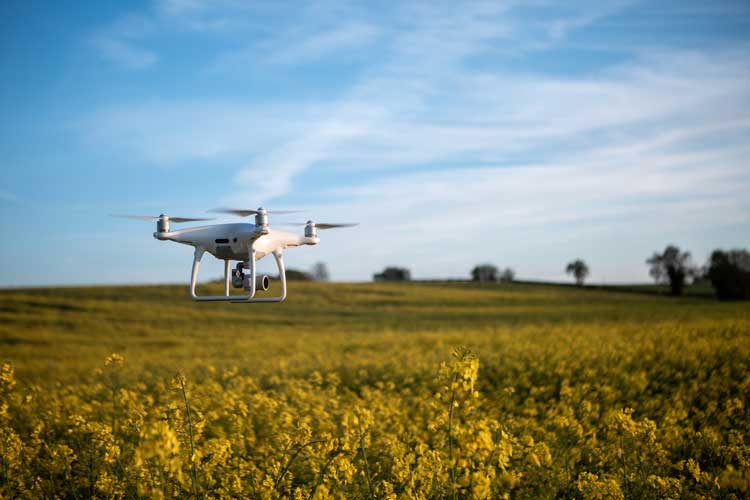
<box><xmin>1</xmin><ymin>0</ymin><xmax>749</xmax><ymax>286</ymax></box>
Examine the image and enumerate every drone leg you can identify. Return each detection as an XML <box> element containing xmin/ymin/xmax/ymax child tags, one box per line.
<box><xmin>247</xmin><ymin>249</ymin><xmax>257</xmax><ymax>299</ymax></box>
<box><xmin>223</xmin><ymin>260</ymin><xmax>230</xmax><ymax>296</ymax></box>
<box><xmin>189</xmin><ymin>248</ymin><xmax>205</xmax><ymax>300</ymax></box>
<box><xmin>274</xmin><ymin>249</ymin><xmax>288</xmax><ymax>302</ymax></box>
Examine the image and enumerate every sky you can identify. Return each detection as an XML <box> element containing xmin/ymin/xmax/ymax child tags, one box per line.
<box><xmin>1</xmin><ymin>0</ymin><xmax>749</xmax><ymax>287</ymax></box>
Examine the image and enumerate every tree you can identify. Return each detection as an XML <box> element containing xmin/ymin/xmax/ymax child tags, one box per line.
<box><xmin>471</xmin><ymin>264</ymin><xmax>498</xmax><ymax>282</ymax></box>
<box><xmin>646</xmin><ymin>245</ymin><xmax>692</xmax><ymax>296</ymax></box>
<box><xmin>565</xmin><ymin>259</ymin><xmax>589</xmax><ymax>286</ymax></box>
<box><xmin>373</xmin><ymin>267</ymin><xmax>411</xmax><ymax>282</ymax></box>
<box><xmin>499</xmin><ymin>267</ymin><xmax>515</xmax><ymax>283</ymax></box>
<box><xmin>311</xmin><ymin>262</ymin><xmax>330</xmax><ymax>282</ymax></box>
<box><xmin>707</xmin><ymin>249</ymin><xmax>750</xmax><ymax>300</ymax></box>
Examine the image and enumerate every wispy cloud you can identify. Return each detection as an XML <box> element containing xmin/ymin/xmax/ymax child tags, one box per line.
<box><xmin>154</xmin><ymin>0</ymin><xmax>264</xmax><ymax>32</ymax></box>
<box><xmin>223</xmin><ymin>6</ymin><xmax>748</xmax><ymax>201</ymax></box>
<box><xmin>213</xmin><ymin>20</ymin><xmax>381</xmax><ymax>71</ymax></box>
<box><xmin>93</xmin><ymin>38</ymin><xmax>158</xmax><ymax>70</ymax></box>
<box><xmin>92</xmin><ymin>14</ymin><xmax>158</xmax><ymax>70</ymax></box>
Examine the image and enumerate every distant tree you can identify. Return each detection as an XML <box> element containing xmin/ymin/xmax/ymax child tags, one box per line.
<box><xmin>707</xmin><ymin>249</ymin><xmax>750</xmax><ymax>300</ymax></box>
<box><xmin>284</xmin><ymin>269</ymin><xmax>312</xmax><ymax>281</ymax></box>
<box><xmin>566</xmin><ymin>259</ymin><xmax>589</xmax><ymax>286</ymax></box>
<box><xmin>499</xmin><ymin>267</ymin><xmax>515</xmax><ymax>283</ymax></box>
<box><xmin>373</xmin><ymin>267</ymin><xmax>411</xmax><ymax>282</ymax></box>
<box><xmin>311</xmin><ymin>262</ymin><xmax>330</xmax><ymax>282</ymax></box>
<box><xmin>646</xmin><ymin>245</ymin><xmax>692</xmax><ymax>296</ymax></box>
<box><xmin>471</xmin><ymin>264</ymin><xmax>498</xmax><ymax>282</ymax></box>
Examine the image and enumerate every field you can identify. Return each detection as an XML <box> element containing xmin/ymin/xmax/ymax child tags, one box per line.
<box><xmin>1</xmin><ymin>281</ymin><xmax>749</xmax><ymax>499</ymax></box>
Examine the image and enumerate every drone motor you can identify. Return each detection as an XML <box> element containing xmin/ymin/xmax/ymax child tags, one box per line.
<box><xmin>157</xmin><ymin>215</ymin><xmax>169</xmax><ymax>233</ymax></box>
<box><xmin>304</xmin><ymin>221</ymin><xmax>317</xmax><ymax>238</ymax></box>
<box><xmin>255</xmin><ymin>210</ymin><xmax>269</xmax><ymax>235</ymax></box>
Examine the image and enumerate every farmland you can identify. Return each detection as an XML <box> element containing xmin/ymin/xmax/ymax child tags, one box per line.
<box><xmin>1</xmin><ymin>281</ymin><xmax>749</xmax><ymax>498</ymax></box>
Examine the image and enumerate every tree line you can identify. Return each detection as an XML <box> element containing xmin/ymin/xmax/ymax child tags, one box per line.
<box><xmin>370</xmin><ymin>246</ymin><xmax>750</xmax><ymax>301</ymax></box>
<box><xmin>646</xmin><ymin>245</ymin><xmax>750</xmax><ymax>300</ymax></box>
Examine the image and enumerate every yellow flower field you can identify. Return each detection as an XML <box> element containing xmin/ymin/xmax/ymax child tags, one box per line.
<box><xmin>1</xmin><ymin>282</ymin><xmax>748</xmax><ymax>498</ymax></box>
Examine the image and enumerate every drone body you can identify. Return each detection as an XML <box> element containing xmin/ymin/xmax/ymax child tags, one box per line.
<box><xmin>156</xmin><ymin>223</ymin><xmax>317</xmax><ymax>261</ymax></box>
<box><xmin>115</xmin><ymin>208</ymin><xmax>356</xmax><ymax>303</ymax></box>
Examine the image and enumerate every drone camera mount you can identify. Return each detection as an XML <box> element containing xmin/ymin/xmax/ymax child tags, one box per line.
<box><xmin>231</xmin><ymin>262</ymin><xmax>269</xmax><ymax>291</ymax></box>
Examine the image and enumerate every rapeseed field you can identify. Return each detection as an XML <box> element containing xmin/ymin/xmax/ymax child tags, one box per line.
<box><xmin>1</xmin><ymin>282</ymin><xmax>748</xmax><ymax>498</ymax></box>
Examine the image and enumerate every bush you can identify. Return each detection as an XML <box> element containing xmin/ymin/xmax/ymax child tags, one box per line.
<box><xmin>471</xmin><ymin>264</ymin><xmax>498</xmax><ymax>282</ymax></box>
<box><xmin>500</xmin><ymin>267</ymin><xmax>515</xmax><ymax>283</ymax></box>
<box><xmin>373</xmin><ymin>267</ymin><xmax>411</xmax><ymax>281</ymax></box>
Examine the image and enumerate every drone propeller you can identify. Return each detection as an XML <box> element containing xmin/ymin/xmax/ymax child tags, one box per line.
<box><xmin>208</xmin><ymin>207</ymin><xmax>303</xmax><ymax>217</ymax></box>
<box><xmin>110</xmin><ymin>214</ymin><xmax>213</xmax><ymax>223</ymax></box>
<box><xmin>284</xmin><ymin>221</ymin><xmax>359</xmax><ymax>230</ymax></box>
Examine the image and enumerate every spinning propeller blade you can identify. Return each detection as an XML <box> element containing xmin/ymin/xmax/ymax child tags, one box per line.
<box><xmin>111</xmin><ymin>214</ymin><xmax>159</xmax><ymax>221</ymax></box>
<box><xmin>208</xmin><ymin>207</ymin><xmax>304</xmax><ymax>217</ymax></box>
<box><xmin>316</xmin><ymin>223</ymin><xmax>359</xmax><ymax>230</ymax></box>
<box><xmin>284</xmin><ymin>222</ymin><xmax>359</xmax><ymax>230</ymax></box>
<box><xmin>110</xmin><ymin>214</ymin><xmax>213</xmax><ymax>223</ymax></box>
<box><xmin>170</xmin><ymin>217</ymin><xmax>215</xmax><ymax>223</ymax></box>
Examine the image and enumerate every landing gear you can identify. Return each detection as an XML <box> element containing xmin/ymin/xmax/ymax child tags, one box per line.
<box><xmin>189</xmin><ymin>248</ymin><xmax>286</xmax><ymax>302</ymax></box>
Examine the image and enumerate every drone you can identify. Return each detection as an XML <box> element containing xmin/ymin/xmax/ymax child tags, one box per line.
<box><xmin>113</xmin><ymin>208</ymin><xmax>357</xmax><ymax>303</ymax></box>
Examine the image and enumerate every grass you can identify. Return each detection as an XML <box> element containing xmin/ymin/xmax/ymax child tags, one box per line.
<box><xmin>0</xmin><ymin>280</ymin><xmax>744</xmax><ymax>385</ymax></box>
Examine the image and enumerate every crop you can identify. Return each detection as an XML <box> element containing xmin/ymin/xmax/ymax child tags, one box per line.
<box><xmin>1</xmin><ymin>282</ymin><xmax>748</xmax><ymax>498</ymax></box>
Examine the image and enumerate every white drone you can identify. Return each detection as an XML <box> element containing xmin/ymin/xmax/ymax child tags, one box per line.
<box><xmin>113</xmin><ymin>208</ymin><xmax>357</xmax><ymax>303</ymax></box>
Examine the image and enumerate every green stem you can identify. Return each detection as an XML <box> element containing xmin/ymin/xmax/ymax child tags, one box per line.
<box><xmin>308</xmin><ymin>446</ymin><xmax>341</xmax><ymax>500</ymax></box>
<box><xmin>179</xmin><ymin>377</ymin><xmax>199</xmax><ymax>499</ymax></box>
<box><xmin>448</xmin><ymin>375</ymin><xmax>458</xmax><ymax>500</ymax></box>
<box><xmin>111</xmin><ymin>383</ymin><xmax>117</xmax><ymax>435</ymax></box>
<box><xmin>274</xmin><ymin>439</ymin><xmax>327</xmax><ymax>491</ymax></box>
<box><xmin>358</xmin><ymin>423</ymin><xmax>375</xmax><ymax>500</ymax></box>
